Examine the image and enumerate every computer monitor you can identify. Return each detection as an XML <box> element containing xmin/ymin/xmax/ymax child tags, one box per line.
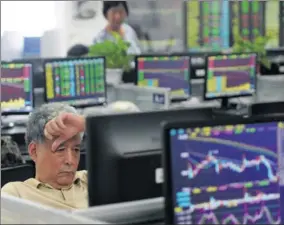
<box><xmin>250</xmin><ymin>101</ymin><xmax>284</xmax><ymax>117</ymax></box>
<box><xmin>1</xmin><ymin>62</ymin><xmax>34</xmax><ymax>114</ymax></box>
<box><xmin>135</xmin><ymin>55</ymin><xmax>191</xmax><ymax>100</ymax></box>
<box><xmin>44</xmin><ymin>57</ymin><xmax>106</xmax><ymax>107</ymax></box>
<box><xmin>86</xmin><ymin>107</ymin><xmax>216</xmax><ymax>206</ymax></box>
<box><xmin>162</xmin><ymin>116</ymin><xmax>284</xmax><ymax>224</ymax></box>
<box><xmin>204</xmin><ymin>53</ymin><xmax>257</xmax><ymax>109</ymax></box>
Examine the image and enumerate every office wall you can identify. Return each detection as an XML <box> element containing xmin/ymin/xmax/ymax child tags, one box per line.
<box><xmin>1</xmin><ymin>1</ymin><xmax>105</xmax><ymax>59</ymax></box>
<box><xmin>59</xmin><ymin>1</ymin><xmax>106</xmax><ymax>50</ymax></box>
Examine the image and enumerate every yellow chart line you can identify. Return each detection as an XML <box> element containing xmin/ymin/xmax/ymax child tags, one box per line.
<box><xmin>187</xmin><ymin>136</ymin><xmax>277</xmax><ymax>158</ymax></box>
<box><xmin>209</xmin><ymin>66</ymin><xmax>251</xmax><ymax>71</ymax></box>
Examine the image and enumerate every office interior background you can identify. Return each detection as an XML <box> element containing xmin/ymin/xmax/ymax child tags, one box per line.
<box><xmin>1</xmin><ymin>0</ymin><xmax>284</xmax><ymax>58</ymax></box>
<box><xmin>1</xmin><ymin>0</ymin><xmax>284</xmax><ymax>224</ymax></box>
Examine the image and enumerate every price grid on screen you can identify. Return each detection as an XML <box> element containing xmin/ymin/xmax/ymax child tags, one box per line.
<box><xmin>169</xmin><ymin>122</ymin><xmax>284</xmax><ymax>224</ymax></box>
<box><xmin>137</xmin><ymin>56</ymin><xmax>190</xmax><ymax>98</ymax></box>
<box><xmin>1</xmin><ymin>63</ymin><xmax>33</xmax><ymax>112</ymax></box>
<box><xmin>45</xmin><ymin>58</ymin><xmax>106</xmax><ymax>106</ymax></box>
<box><xmin>186</xmin><ymin>0</ymin><xmax>230</xmax><ymax>52</ymax></box>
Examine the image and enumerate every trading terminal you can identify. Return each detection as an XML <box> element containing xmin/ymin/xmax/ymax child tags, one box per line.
<box><xmin>1</xmin><ymin>0</ymin><xmax>284</xmax><ymax>224</ymax></box>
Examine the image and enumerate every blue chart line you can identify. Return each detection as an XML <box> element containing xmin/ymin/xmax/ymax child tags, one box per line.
<box><xmin>187</xmin><ymin>151</ymin><xmax>278</xmax><ymax>181</ymax></box>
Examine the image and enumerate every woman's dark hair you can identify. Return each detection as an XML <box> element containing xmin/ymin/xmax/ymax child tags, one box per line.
<box><xmin>103</xmin><ymin>1</ymin><xmax>129</xmax><ymax>18</ymax></box>
<box><xmin>1</xmin><ymin>136</ymin><xmax>25</xmax><ymax>168</ymax></box>
<box><xmin>67</xmin><ymin>44</ymin><xmax>89</xmax><ymax>57</ymax></box>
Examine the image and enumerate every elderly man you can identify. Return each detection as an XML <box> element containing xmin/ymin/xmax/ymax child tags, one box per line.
<box><xmin>2</xmin><ymin>103</ymin><xmax>87</xmax><ymax>210</ymax></box>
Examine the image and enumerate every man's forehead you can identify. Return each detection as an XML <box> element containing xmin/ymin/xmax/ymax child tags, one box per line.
<box><xmin>58</xmin><ymin>135</ymin><xmax>82</xmax><ymax>147</ymax></box>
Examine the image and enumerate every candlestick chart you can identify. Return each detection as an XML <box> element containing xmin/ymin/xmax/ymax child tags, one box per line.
<box><xmin>170</xmin><ymin>122</ymin><xmax>283</xmax><ymax>224</ymax></box>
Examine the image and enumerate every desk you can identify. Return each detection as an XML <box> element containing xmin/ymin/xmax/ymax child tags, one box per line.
<box><xmin>74</xmin><ymin>197</ymin><xmax>164</xmax><ymax>224</ymax></box>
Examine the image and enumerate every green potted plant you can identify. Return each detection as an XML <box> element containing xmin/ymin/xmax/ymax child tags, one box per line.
<box><xmin>88</xmin><ymin>32</ymin><xmax>133</xmax><ymax>85</ymax></box>
<box><xmin>232</xmin><ymin>35</ymin><xmax>271</xmax><ymax>72</ymax></box>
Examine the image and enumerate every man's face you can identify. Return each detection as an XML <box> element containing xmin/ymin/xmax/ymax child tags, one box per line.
<box><xmin>107</xmin><ymin>5</ymin><xmax>127</xmax><ymax>29</ymax></box>
<box><xmin>34</xmin><ymin>134</ymin><xmax>81</xmax><ymax>188</ymax></box>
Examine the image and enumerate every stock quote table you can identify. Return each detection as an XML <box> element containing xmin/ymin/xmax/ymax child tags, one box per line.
<box><xmin>1</xmin><ymin>63</ymin><xmax>33</xmax><ymax>112</ymax></box>
<box><xmin>45</xmin><ymin>58</ymin><xmax>105</xmax><ymax>105</ymax></box>
<box><xmin>170</xmin><ymin>122</ymin><xmax>284</xmax><ymax>224</ymax></box>
<box><xmin>186</xmin><ymin>0</ymin><xmax>230</xmax><ymax>51</ymax></box>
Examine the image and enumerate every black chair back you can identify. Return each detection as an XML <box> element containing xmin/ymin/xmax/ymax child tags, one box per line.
<box><xmin>1</xmin><ymin>164</ymin><xmax>35</xmax><ymax>187</ymax></box>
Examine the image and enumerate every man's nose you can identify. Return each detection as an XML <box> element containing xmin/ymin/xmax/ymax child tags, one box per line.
<box><xmin>64</xmin><ymin>149</ymin><xmax>74</xmax><ymax>165</ymax></box>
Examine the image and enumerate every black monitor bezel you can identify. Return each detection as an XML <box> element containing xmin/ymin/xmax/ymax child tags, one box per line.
<box><xmin>162</xmin><ymin>115</ymin><xmax>284</xmax><ymax>225</ymax></box>
<box><xmin>1</xmin><ymin>61</ymin><xmax>35</xmax><ymax>115</ymax></box>
<box><xmin>43</xmin><ymin>56</ymin><xmax>107</xmax><ymax>108</ymax></box>
<box><xmin>134</xmin><ymin>54</ymin><xmax>192</xmax><ymax>98</ymax></box>
<box><xmin>86</xmin><ymin>106</ymin><xmax>216</xmax><ymax>207</ymax></box>
<box><xmin>203</xmin><ymin>52</ymin><xmax>258</xmax><ymax>101</ymax></box>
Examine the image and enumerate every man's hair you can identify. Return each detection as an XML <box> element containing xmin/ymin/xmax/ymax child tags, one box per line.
<box><xmin>67</xmin><ymin>44</ymin><xmax>89</xmax><ymax>57</ymax></box>
<box><xmin>25</xmin><ymin>103</ymin><xmax>80</xmax><ymax>146</ymax></box>
<box><xmin>103</xmin><ymin>1</ymin><xmax>129</xmax><ymax>18</ymax></box>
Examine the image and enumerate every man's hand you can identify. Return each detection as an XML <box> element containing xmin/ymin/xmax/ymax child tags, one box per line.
<box><xmin>44</xmin><ymin>112</ymin><xmax>85</xmax><ymax>151</ymax></box>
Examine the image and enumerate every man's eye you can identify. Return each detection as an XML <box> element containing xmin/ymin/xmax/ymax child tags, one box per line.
<box><xmin>74</xmin><ymin>148</ymin><xmax>81</xmax><ymax>152</ymax></box>
<box><xmin>57</xmin><ymin>148</ymin><xmax>65</xmax><ymax>152</ymax></box>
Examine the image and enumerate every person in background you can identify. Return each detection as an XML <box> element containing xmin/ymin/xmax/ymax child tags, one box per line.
<box><xmin>93</xmin><ymin>1</ymin><xmax>141</xmax><ymax>54</ymax></box>
<box><xmin>2</xmin><ymin>103</ymin><xmax>87</xmax><ymax>210</ymax></box>
<box><xmin>67</xmin><ymin>44</ymin><xmax>89</xmax><ymax>57</ymax></box>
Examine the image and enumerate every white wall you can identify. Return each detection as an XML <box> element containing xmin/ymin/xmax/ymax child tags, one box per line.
<box><xmin>1</xmin><ymin>1</ymin><xmax>106</xmax><ymax>59</ymax></box>
<box><xmin>57</xmin><ymin>1</ymin><xmax>107</xmax><ymax>51</ymax></box>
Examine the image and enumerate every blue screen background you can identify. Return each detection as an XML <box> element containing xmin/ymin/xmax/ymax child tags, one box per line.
<box><xmin>169</xmin><ymin>122</ymin><xmax>284</xmax><ymax>224</ymax></box>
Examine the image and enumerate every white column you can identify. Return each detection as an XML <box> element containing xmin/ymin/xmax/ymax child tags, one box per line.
<box><xmin>1</xmin><ymin>31</ymin><xmax>24</xmax><ymax>61</ymax></box>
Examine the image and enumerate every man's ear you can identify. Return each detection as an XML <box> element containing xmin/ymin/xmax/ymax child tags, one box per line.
<box><xmin>28</xmin><ymin>142</ymin><xmax>38</xmax><ymax>162</ymax></box>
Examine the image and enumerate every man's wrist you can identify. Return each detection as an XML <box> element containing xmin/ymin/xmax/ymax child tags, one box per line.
<box><xmin>79</xmin><ymin>115</ymin><xmax>86</xmax><ymax>132</ymax></box>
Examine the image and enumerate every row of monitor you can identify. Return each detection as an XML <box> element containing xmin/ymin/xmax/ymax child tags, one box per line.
<box><xmin>84</xmin><ymin>105</ymin><xmax>284</xmax><ymax>224</ymax></box>
<box><xmin>1</xmin><ymin>53</ymin><xmax>257</xmax><ymax>114</ymax></box>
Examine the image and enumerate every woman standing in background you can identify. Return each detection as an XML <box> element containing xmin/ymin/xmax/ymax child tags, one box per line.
<box><xmin>93</xmin><ymin>1</ymin><xmax>141</xmax><ymax>54</ymax></box>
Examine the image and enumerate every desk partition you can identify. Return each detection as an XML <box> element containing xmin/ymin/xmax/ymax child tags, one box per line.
<box><xmin>114</xmin><ymin>84</ymin><xmax>171</xmax><ymax>111</ymax></box>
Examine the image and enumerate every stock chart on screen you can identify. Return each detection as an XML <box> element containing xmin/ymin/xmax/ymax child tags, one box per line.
<box><xmin>137</xmin><ymin>56</ymin><xmax>190</xmax><ymax>99</ymax></box>
<box><xmin>45</xmin><ymin>57</ymin><xmax>106</xmax><ymax>106</ymax></box>
<box><xmin>169</xmin><ymin>122</ymin><xmax>284</xmax><ymax>224</ymax></box>
<box><xmin>1</xmin><ymin>63</ymin><xmax>33</xmax><ymax>113</ymax></box>
<box><xmin>206</xmin><ymin>54</ymin><xmax>256</xmax><ymax>99</ymax></box>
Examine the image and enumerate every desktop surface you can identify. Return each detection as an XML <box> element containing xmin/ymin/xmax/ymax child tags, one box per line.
<box><xmin>1</xmin><ymin>62</ymin><xmax>34</xmax><ymax>114</ymax></box>
<box><xmin>44</xmin><ymin>57</ymin><xmax>106</xmax><ymax>107</ymax></box>
<box><xmin>136</xmin><ymin>55</ymin><xmax>191</xmax><ymax>99</ymax></box>
<box><xmin>205</xmin><ymin>53</ymin><xmax>257</xmax><ymax>101</ymax></box>
<box><xmin>163</xmin><ymin>117</ymin><xmax>284</xmax><ymax>224</ymax></box>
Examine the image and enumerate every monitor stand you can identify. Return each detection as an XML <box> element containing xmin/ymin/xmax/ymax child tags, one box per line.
<box><xmin>213</xmin><ymin>97</ymin><xmax>248</xmax><ymax>117</ymax></box>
